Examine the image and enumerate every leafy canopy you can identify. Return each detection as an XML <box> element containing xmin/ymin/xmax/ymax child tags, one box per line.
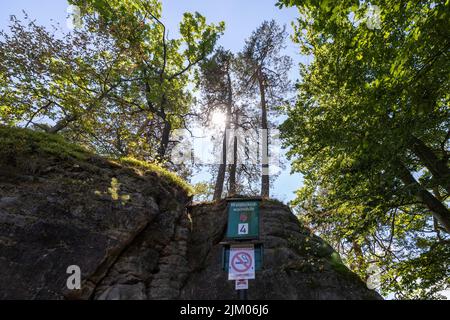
<box><xmin>278</xmin><ymin>0</ymin><xmax>449</xmax><ymax>299</ymax></box>
<box><xmin>1</xmin><ymin>0</ymin><xmax>224</xmax><ymax>162</ymax></box>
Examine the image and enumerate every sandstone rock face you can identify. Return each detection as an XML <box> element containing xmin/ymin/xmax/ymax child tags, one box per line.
<box><xmin>0</xmin><ymin>128</ymin><xmax>381</xmax><ymax>300</ymax></box>
<box><xmin>0</xmin><ymin>128</ymin><xmax>191</xmax><ymax>300</ymax></box>
<box><xmin>0</xmin><ymin>154</ymin><xmax>191</xmax><ymax>300</ymax></box>
<box><xmin>181</xmin><ymin>201</ymin><xmax>382</xmax><ymax>300</ymax></box>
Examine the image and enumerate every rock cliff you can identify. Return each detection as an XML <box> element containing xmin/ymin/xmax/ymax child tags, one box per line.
<box><xmin>181</xmin><ymin>200</ymin><xmax>381</xmax><ymax>300</ymax></box>
<box><xmin>0</xmin><ymin>127</ymin><xmax>381</xmax><ymax>300</ymax></box>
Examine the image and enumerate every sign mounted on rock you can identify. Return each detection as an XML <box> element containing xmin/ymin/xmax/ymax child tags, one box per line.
<box><xmin>222</xmin><ymin>243</ymin><xmax>264</xmax><ymax>271</ymax></box>
<box><xmin>228</xmin><ymin>246</ymin><xmax>255</xmax><ymax>280</ymax></box>
<box><xmin>223</xmin><ymin>197</ymin><xmax>263</xmax><ymax>300</ymax></box>
<box><xmin>226</xmin><ymin>200</ymin><xmax>260</xmax><ymax>240</ymax></box>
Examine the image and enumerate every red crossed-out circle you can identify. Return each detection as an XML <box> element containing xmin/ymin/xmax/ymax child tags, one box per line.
<box><xmin>231</xmin><ymin>251</ymin><xmax>252</xmax><ymax>272</ymax></box>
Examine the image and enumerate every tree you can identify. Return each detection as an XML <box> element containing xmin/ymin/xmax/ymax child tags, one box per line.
<box><xmin>197</xmin><ymin>48</ymin><xmax>270</xmax><ymax>200</ymax></box>
<box><xmin>197</xmin><ymin>48</ymin><xmax>235</xmax><ymax>200</ymax></box>
<box><xmin>0</xmin><ymin>0</ymin><xmax>224</xmax><ymax>165</ymax></box>
<box><xmin>236</xmin><ymin>20</ymin><xmax>293</xmax><ymax>198</ymax></box>
<box><xmin>69</xmin><ymin>0</ymin><xmax>224</xmax><ymax>162</ymax></box>
<box><xmin>278</xmin><ymin>0</ymin><xmax>449</xmax><ymax>298</ymax></box>
<box><xmin>0</xmin><ymin>15</ymin><xmax>132</xmax><ymax>143</ymax></box>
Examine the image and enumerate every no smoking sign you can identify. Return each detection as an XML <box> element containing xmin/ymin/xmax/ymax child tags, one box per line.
<box><xmin>228</xmin><ymin>246</ymin><xmax>255</xmax><ymax>280</ymax></box>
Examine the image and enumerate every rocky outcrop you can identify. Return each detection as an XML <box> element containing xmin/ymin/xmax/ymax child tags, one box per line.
<box><xmin>181</xmin><ymin>200</ymin><xmax>381</xmax><ymax>300</ymax></box>
<box><xmin>0</xmin><ymin>127</ymin><xmax>381</xmax><ymax>300</ymax></box>
<box><xmin>0</xmin><ymin>127</ymin><xmax>192</xmax><ymax>300</ymax></box>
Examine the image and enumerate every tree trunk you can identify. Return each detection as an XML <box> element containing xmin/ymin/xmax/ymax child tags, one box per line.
<box><xmin>213</xmin><ymin>108</ymin><xmax>231</xmax><ymax>200</ymax></box>
<box><xmin>257</xmin><ymin>67</ymin><xmax>270</xmax><ymax>198</ymax></box>
<box><xmin>396</xmin><ymin>161</ymin><xmax>450</xmax><ymax>233</ymax></box>
<box><xmin>229</xmin><ymin>112</ymin><xmax>238</xmax><ymax>196</ymax></box>
<box><xmin>48</xmin><ymin>114</ymin><xmax>78</xmax><ymax>134</ymax></box>
<box><xmin>213</xmin><ymin>133</ymin><xmax>227</xmax><ymax>200</ymax></box>
<box><xmin>408</xmin><ymin>135</ymin><xmax>450</xmax><ymax>194</ymax></box>
<box><xmin>213</xmin><ymin>70</ymin><xmax>233</xmax><ymax>200</ymax></box>
<box><xmin>158</xmin><ymin>118</ymin><xmax>171</xmax><ymax>160</ymax></box>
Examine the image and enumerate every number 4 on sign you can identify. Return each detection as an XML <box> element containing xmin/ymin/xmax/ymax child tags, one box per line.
<box><xmin>238</xmin><ymin>223</ymin><xmax>248</xmax><ymax>235</ymax></box>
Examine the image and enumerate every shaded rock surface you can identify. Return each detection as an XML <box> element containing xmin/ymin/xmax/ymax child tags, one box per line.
<box><xmin>181</xmin><ymin>200</ymin><xmax>381</xmax><ymax>300</ymax></box>
<box><xmin>0</xmin><ymin>127</ymin><xmax>191</xmax><ymax>300</ymax></box>
<box><xmin>0</xmin><ymin>128</ymin><xmax>381</xmax><ymax>300</ymax></box>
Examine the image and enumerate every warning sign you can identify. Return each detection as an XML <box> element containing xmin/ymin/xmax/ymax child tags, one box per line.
<box><xmin>228</xmin><ymin>246</ymin><xmax>255</xmax><ymax>280</ymax></box>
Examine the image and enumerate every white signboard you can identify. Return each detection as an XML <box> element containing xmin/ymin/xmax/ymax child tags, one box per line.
<box><xmin>228</xmin><ymin>246</ymin><xmax>255</xmax><ymax>280</ymax></box>
<box><xmin>235</xmin><ymin>279</ymin><xmax>249</xmax><ymax>290</ymax></box>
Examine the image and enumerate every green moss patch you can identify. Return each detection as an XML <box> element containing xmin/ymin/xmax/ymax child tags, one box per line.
<box><xmin>0</xmin><ymin>126</ymin><xmax>90</xmax><ymax>162</ymax></box>
<box><xmin>328</xmin><ymin>252</ymin><xmax>361</xmax><ymax>281</ymax></box>
<box><xmin>118</xmin><ymin>157</ymin><xmax>193</xmax><ymax>195</ymax></box>
<box><xmin>0</xmin><ymin>126</ymin><xmax>193</xmax><ymax>195</ymax></box>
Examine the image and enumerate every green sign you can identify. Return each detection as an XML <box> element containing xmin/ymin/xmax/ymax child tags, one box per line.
<box><xmin>226</xmin><ymin>200</ymin><xmax>260</xmax><ymax>240</ymax></box>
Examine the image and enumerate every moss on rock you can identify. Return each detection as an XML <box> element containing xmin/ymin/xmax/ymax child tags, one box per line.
<box><xmin>0</xmin><ymin>126</ymin><xmax>90</xmax><ymax>162</ymax></box>
<box><xmin>0</xmin><ymin>126</ymin><xmax>192</xmax><ymax>194</ymax></box>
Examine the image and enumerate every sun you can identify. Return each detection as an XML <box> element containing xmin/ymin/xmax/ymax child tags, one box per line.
<box><xmin>211</xmin><ymin>111</ymin><xmax>226</xmax><ymax>128</ymax></box>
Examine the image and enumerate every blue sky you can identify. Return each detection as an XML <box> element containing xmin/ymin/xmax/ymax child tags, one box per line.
<box><xmin>0</xmin><ymin>0</ymin><xmax>305</xmax><ymax>203</ymax></box>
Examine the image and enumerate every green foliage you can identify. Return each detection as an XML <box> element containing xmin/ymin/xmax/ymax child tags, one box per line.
<box><xmin>68</xmin><ymin>0</ymin><xmax>224</xmax><ymax>160</ymax></box>
<box><xmin>1</xmin><ymin>0</ymin><xmax>224</xmax><ymax>162</ymax></box>
<box><xmin>0</xmin><ymin>15</ymin><xmax>140</xmax><ymax>152</ymax></box>
<box><xmin>280</xmin><ymin>0</ymin><xmax>450</xmax><ymax>298</ymax></box>
<box><xmin>192</xmin><ymin>181</ymin><xmax>214</xmax><ymax>202</ymax></box>
<box><xmin>385</xmin><ymin>242</ymin><xmax>450</xmax><ymax>299</ymax></box>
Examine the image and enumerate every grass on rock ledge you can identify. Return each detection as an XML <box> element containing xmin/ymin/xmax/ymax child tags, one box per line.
<box><xmin>0</xmin><ymin>126</ymin><xmax>193</xmax><ymax>195</ymax></box>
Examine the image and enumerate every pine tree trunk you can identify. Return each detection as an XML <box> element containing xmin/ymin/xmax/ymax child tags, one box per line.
<box><xmin>213</xmin><ymin>133</ymin><xmax>227</xmax><ymax>200</ymax></box>
<box><xmin>213</xmin><ymin>70</ymin><xmax>233</xmax><ymax>200</ymax></box>
<box><xmin>229</xmin><ymin>112</ymin><xmax>238</xmax><ymax>195</ymax></box>
<box><xmin>258</xmin><ymin>68</ymin><xmax>270</xmax><ymax>198</ymax></box>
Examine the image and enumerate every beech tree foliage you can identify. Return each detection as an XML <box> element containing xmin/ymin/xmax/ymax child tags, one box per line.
<box><xmin>278</xmin><ymin>0</ymin><xmax>449</xmax><ymax>298</ymax></box>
